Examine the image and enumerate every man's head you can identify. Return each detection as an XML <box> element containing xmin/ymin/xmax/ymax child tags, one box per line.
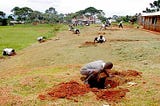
<box><xmin>102</xmin><ymin>62</ymin><xmax>113</xmax><ymax>77</ymax></box>
<box><xmin>104</xmin><ymin>62</ymin><xmax>113</xmax><ymax>70</ymax></box>
<box><xmin>100</xmin><ymin>35</ymin><xmax>103</xmax><ymax>39</ymax></box>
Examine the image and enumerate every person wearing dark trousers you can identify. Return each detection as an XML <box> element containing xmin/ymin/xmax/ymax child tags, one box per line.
<box><xmin>119</xmin><ymin>21</ymin><xmax>123</xmax><ymax>28</ymax></box>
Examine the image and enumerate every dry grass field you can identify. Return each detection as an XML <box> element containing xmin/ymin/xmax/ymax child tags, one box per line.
<box><xmin>0</xmin><ymin>24</ymin><xmax>160</xmax><ymax>106</ymax></box>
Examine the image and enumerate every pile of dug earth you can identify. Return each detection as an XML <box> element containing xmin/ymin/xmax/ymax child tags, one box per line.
<box><xmin>38</xmin><ymin>70</ymin><xmax>142</xmax><ymax>102</ymax></box>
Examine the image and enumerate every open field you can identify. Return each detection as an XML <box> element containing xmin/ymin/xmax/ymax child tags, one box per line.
<box><xmin>0</xmin><ymin>24</ymin><xmax>63</xmax><ymax>54</ymax></box>
<box><xmin>0</xmin><ymin>24</ymin><xmax>160</xmax><ymax>106</ymax></box>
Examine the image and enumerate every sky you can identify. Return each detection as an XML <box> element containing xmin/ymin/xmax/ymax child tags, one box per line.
<box><xmin>0</xmin><ymin>0</ymin><xmax>155</xmax><ymax>17</ymax></box>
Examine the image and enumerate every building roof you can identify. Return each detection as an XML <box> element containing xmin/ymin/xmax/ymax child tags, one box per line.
<box><xmin>141</xmin><ymin>11</ymin><xmax>160</xmax><ymax>16</ymax></box>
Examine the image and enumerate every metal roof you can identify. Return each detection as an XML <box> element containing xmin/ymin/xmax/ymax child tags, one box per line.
<box><xmin>141</xmin><ymin>11</ymin><xmax>160</xmax><ymax>16</ymax></box>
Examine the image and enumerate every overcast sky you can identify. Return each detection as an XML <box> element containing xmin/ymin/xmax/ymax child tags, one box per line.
<box><xmin>0</xmin><ymin>0</ymin><xmax>155</xmax><ymax>17</ymax></box>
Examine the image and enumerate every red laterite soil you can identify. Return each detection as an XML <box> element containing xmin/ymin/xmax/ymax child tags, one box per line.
<box><xmin>38</xmin><ymin>81</ymin><xmax>90</xmax><ymax>101</ymax></box>
<box><xmin>91</xmin><ymin>88</ymin><xmax>129</xmax><ymax>102</ymax></box>
<box><xmin>38</xmin><ymin>70</ymin><xmax>142</xmax><ymax>102</ymax></box>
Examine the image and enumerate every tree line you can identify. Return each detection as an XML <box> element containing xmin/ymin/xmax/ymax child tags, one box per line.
<box><xmin>0</xmin><ymin>6</ymin><xmax>107</xmax><ymax>26</ymax></box>
<box><xmin>0</xmin><ymin>6</ymin><xmax>140</xmax><ymax>26</ymax></box>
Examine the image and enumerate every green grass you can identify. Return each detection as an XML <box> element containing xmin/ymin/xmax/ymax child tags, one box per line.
<box><xmin>0</xmin><ymin>24</ymin><xmax>65</xmax><ymax>55</ymax></box>
<box><xmin>0</xmin><ymin>24</ymin><xmax>160</xmax><ymax>106</ymax></box>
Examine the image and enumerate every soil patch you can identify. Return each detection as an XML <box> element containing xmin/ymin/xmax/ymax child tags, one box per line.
<box><xmin>79</xmin><ymin>41</ymin><xmax>97</xmax><ymax>48</ymax></box>
<box><xmin>105</xmin><ymin>28</ymin><xmax>121</xmax><ymax>31</ymax></box>
<box><xmin>38</xmin><ymin>70</ymin><xmax>142</xmax><ymax>102</ymax></box>
<box><xmin>104</xmin><ymin>70</ymin><xmax>142</xmax><ymax>88</ymax></box>
<box><xmin>38</xmin><ymin>81</ymin><xmax>90</xmax><ymax>101</ymax></box>
<box><xmin>108</xmin><ymin>39</ymin><xmax>146</xmax><ymax>42</ymax></box>
<box><xmin>0</xmin><ymin>56</ymin><xmax>5</xmax><ymax>60</ymax></box>
<box><xmin>91</xmin><ymin>88</ymin><xmax>129</xmax><ymax>102</ymax></box>
<box><xmin>38</xmin><ymin>80</ymin><xmax>129</xmax><ymax>102</ymax></box>
<box><xmin>0</xmin><ymin>87</ymin><xmax>22</xmax><ymax>105</ymax></box>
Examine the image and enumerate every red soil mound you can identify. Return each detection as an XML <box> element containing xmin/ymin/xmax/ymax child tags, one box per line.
<box><xmin>38</xmin><ymin>80</ymin><xmax>129</xmax><ymax>102</ymax></box>
<box><xmin>38</xmin><ymin>70</ymin><xmax>142</xmax><ymax>102</ymax></box>
<box><xmin>109</xmin><ymin>70</ymin><xmax>142</xmax><ymax>77</ymax></box>
<box><xmin>38</xmin><ymin>81</ymin><xmax>90</xmax><ymax>101</ymax></box>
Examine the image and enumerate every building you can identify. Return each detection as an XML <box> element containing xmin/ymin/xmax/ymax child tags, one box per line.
<box><xmin>71</xmin><ymin>15</ymin><xmax>101</xmax><ymax>26</ymax></box>
<box><xmin>138</xmin><ymin>11</ymin><xmax>160</xmax><ymax>32</ymax></box>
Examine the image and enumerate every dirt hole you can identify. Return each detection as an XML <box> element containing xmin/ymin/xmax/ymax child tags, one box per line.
<box><xmin>38</xmin><ymin>70</ymin><xmax>142</xmax><ymax>102</ymax></box>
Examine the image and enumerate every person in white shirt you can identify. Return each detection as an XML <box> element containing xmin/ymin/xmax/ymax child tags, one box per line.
<box><xmin>94</xmin><ymin>35</ymin><xmax>106</xmax><ymax>43</ymax></box>
<box><xmin>73</xmin><ymin>28</ymin><xmax>80</xmax><ymax>34</ymax></box>
<box><xmin>99</xmin><ymin>23</ymin><xmax>107</xmax><ymax>30</ymax></box>
<box><xmin>37</xmin><ymin>36</ymin><xmax>46</xmax><ymax>43</ymax></box>
<box><xmin>2</xmin><ymin>48</ymin><xmax>16</xmax><ymax>56</ymax></box>
<box><xmin>119</xmin><ymin>21</ymin><xmax>123</xmax><ymax>28</ymax></box>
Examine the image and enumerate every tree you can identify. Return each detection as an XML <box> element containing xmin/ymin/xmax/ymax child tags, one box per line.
<box><xmin>63</xmin><ymin>13</ymin><xmax>73</xmax><ymax>23</ymax></box>
<box><xmin>44</xmin><ymin>7</ymin><xmax>58</xmax><ymax>23</ymax></box>
<box><xmin>97</xmin><ymin>15</ymin><xmax>107</xmax><ymax>23</ymax></box>
<box><xmin>72</xmin><ymin>7</ymin><xmax>106</xmax><ymax>23</ymax></box>
<box><xmin>58</xmin><ymin>13</ymin><xmax>65</xmax><ymax>23</ymax></box>
<box><xmin>75</xmin><ymin>7</ymin><xmax>104</xmax><ymax>17</ymax></box>
<box><xmin>0</xmin><ymin>11</ymin><xmax>7</xmax><ymax>26</ymax></box>
<box><xmin>11</xmin><ymin>6</ymin><xmax>33</xmax><ymax>21</ymax></box>
<box><xmin>45</xmin><ymin>7</ymin><xmax>57</xmax><ymax>14</ymax></box>
<box><xmin>143</xmin><ymin>0</ymin><xmax>160</xmax><ymax>13</ymax></box>
<box><xmin>84</xmin><ymin>7</ymin><xmax>104</xmax><ymax>15</ymax></box>
<box><xmin>29</xmin><ymin>11</ymin><xmax>44</xmax><ymax>22</ymax></box>
<box><xmin>0</xmin><ymin>11</ymin><xmax>6</xmax><ymax>18</ymax></box>
<box><xmin>152</xmin><ymin>0</ymin><xmax>160</xmax><ymax>11</ymax></box>
<box><xmin>21</xmin><ymin>7</ymin><xmax>33</xmax><ymax>21</ymax></box>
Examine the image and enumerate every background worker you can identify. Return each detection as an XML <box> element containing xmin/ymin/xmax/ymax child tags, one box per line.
<box><xmin>119</xmin><ymin>21</ymin><xmax>123</xmax><ymax>28</ymax></box>
<box><xmin>37</xmin><ymin>36</ymin><xmax>46</xmax><ymax>43</ymax></box>
<box><xmin>94</xmin><ymin>35</ymin><xmax>106</xmax><ymax>43</ymax></box>
<box><xmin>73</xmin><ymin>28</ymin><xmax>80</xmax><ymax>34</ymax></box>
<box><xmin>2</xmin><ymin>48</ymin><xmax>16</xmax><ymax>56</ymax></box>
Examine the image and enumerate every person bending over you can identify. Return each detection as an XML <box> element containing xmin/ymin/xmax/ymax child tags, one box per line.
<box><xmin>94</xmin><ymin>35</ymin><xmax>106</xmax><ymax>43</ymax></box>
<box><xmin>80</xmin><ymin>60</ymin><xmax>113</xmax><ymax>88</ymax></box>
<box><xmin>73</xmin><ymin>28</ymin><xmax>80</xmax><ymax>34</ymax></box>
<box><xmin>2</xmin><ymin>48</ymin><xmax>16</xmax><ymax>56</ymax></box>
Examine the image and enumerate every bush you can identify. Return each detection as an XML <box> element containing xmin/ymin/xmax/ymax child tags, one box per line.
<box><xmin>0</xmin><ymin>19</ymin><xmax>8</xmax><ymax>26</ymax></box>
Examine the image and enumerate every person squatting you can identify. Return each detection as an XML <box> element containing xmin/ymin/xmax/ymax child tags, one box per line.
<box><xmin>37</xmin><ymin>36</ymin><xmax>46</xmax><ymax>43</ymax></box>
<box><xmin>2</xmin><ymin>48</ymin><xmax>16</xmax><ymax>56</ymax></box>
<box><xmin>94</xmin><ymin>35</ymin><xmax>106</xmax><ymax>43</ymax></box>
<box><xmin>68</xmin><ymin>24</ymin><xmax>80</xmax><ymax>35</ymax></box>
<box><xmin>80</xmin><ymin>60</ymin><xmax>113</xmax><ymax>88</ymax></box>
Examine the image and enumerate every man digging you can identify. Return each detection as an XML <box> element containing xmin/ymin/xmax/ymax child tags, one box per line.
<box><xmin>2</xmin><ymin>48</ymin><xmax>16</xmax><ymax>56</ymax></box>
<box><xmin>80</xmin><ymin>60</ymin><xmax>113</xmax><ymax>89</ymax></box>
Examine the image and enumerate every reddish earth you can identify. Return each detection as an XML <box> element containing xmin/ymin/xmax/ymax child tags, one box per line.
<box><xmin>91</xmin><ymin>88</ymin><xmax>129</xmax><ymax>102</ymax></box>
<box><xmin>79</xmin><ymin>41</ymin><xmax>97</xmax><ymax>48</ymax></box>
<box><xmin>38</xmin><ymin>70</ymin><xmax>142</xmax><ymax>102</ymax></box>
<box><xmin>108</xmin><ymin>39</ymin><xmax>144</xmax><ymax>42</ymax></box>
<box><xmin>38</xmin><ymin>81</ymin><xmax>90</xmax><ymax>101</ymax></box>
